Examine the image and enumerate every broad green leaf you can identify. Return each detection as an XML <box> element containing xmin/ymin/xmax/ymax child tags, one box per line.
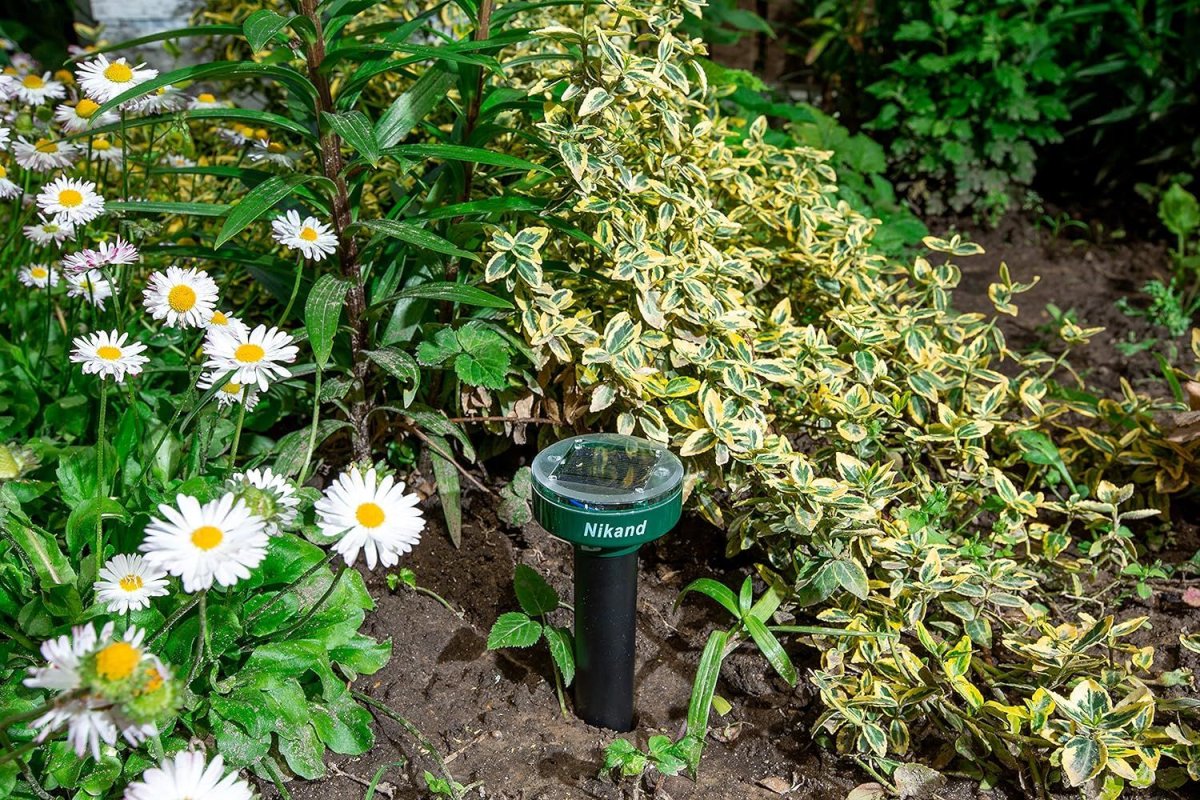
<box><xmin>311</xmin><ymin>691</ymin><xmax>374</xmax><ymax>755</ymax></box>
<box><xmin>323</xmin><ymin>110</ymin><xmax>381</xmax><ymax>165</ymax></box>
<box><xmin>830</xmin><ymin>559</ymin><xmax>870</xmax><ymax>600</ymax></box>
<box><xmin>217</xmin><ymin>174</ymin><xmax>315</xmax><ymax>248</ymax></box>
<box><xmin>5</xmin><ymin>520</ymin><xmax>76</xmax><ymax>587</ymax></box>
<box><xmin>389</xmin><ymin>281</ymin><xmax>513</xmax><ymax>309</ymax></box>
<box><xmin>305</xmin><ymin>275</ymin><xmax>350</xmax><ymax>369</ymax></box>
<box><xmin>486</xmin><ymin>611</ymin><xmax>542</xmax><ymax>649</ymax></box>
<box><xmin>543</xmin><ymin>625</ymin><xmax>575</xmax><ymax>686</ymax></box>
<box><xmin>279</xmin><ymin>723</ymin><xmax>326</xmax><ymax>779</ymax></box>
<box><xmin>1160</xmin><ymin>183</ymin><xmax>1200</xmax><ymax>237</ymax></box>
<box><xmin>244</xmin><ymin>9</ymin><xmax>293</xmax><ymax>52</ymax></box>
<box><xmin>375</xmin><ymin>66</ymin><xmax>454</xmax><ymax>148</ymax></box>
<box><xmin>358</xmin><ymin>219</ymin><xmax>479</xmax><ymax>261</ymax></box>
<box><xmin>452</xmin><ymin>322</ymin><xmax>511</xmax><ymax>389</ymax></box>
<box><xmin>363</xmin><ymin>348</ymin><xmax>420</xmax><ymax>386</ymax></box>
<box><xmin>513</xmin><ymin>564</ymin><xmax>559</xmax><ymax>616</ymax></box>
<box><xmin>383</xmin><ymin>143</ymin><xmax>550</xmax><ymax>174</ymax></box>
<box><xmin>64</xmin><ymin>498</ymin><xmax>129</xmax><ymax>556</ymax></box>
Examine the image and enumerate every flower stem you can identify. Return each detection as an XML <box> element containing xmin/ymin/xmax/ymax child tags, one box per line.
<box><xmin>94</xmin><ymin>380</ymin><xmax>109</xmax><ymax>578</ymax></box>
<box><xmin>352</xmin><ymin>691</ymin><xmax>462</xmax><ymax>800</ymax></box>
<box><xmin>228</xmin><ymin>400</ymin><xmax>247</xmax><ymax>474</ymax></box>
<box><xmin>147</xmin><ymin>594</ymin><xmax>201</xmax><ymax>644</ymax></box>
<box><xmin>298</xmin><ymin>367</ymin><xmax>322</xmax><ymax>485</ymax></box>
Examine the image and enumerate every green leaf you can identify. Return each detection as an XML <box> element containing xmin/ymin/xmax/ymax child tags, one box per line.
<box><xmin>375</xmin><ymin>66</ymin><xmax>454</xmax><ymax>148</ymax></box>
<box><xmin>311</xmin><ymin>691</ymin><xmax>375</xmax><ymax>755</ymax></box>
<box><xmin>243</xmin><ymin>9</ymin><xmax>293</xmax><ymax>52</ymax></box>
<box><xmin>217</xmin><ymin>174</ymin><xmax>314</xmax><ymax>248</ymax></box>
<box><xmin>358</xmin><ymin>219</ymin><xmax>479</xmax><ymax>261</ymax></box>
<box><xmin>1160</xmin><ymin>183</ymin><xmax>1200</xmax><ymax>237</ymax></box>
<box><xmin>578</xmin><ymin>86</ymin><xmax>614</xmax><ymax>116</ymax></box>
<box><xmin>543</xmin><ymin>625</ymin><xmax>574</xmax><ymax>686</ymax></box>
<box><xmin>686</xmin><ymin>629</ymin><xmax>729</xmax><ymax>743</ymax></box>
<box><xmin>451</xmin><ymin>322</ymin><xmax>511</xmax><ymax>389</ymax></box>
<box><xmin>280</xmin><ymin>723</ymin><xmax>326</xmax><ymax>779</ymax></box>
<box><xmin>5</xmin><ymin>520</ymin><xmax>76</xmax><ymax>588</ymax></box>
<box><xmin>1061</xmin><ymin>735</ymin><xmax>1106</xmax><ymax>787</ymax></box>
<box><xmin>1010</xmin><ymin>429</ymin><xmax>1077</xmax><ymax>493</ymax></box>
<box><xmin>675</xmin><ymin>578</ymin><xmax>740</xmax><ymax>619</ymax></box>
<box><xmin>426</xmin><ymin>434</ymin><xmax>462</xmax><ymax>548</ymax></box>
<box><xmin>486</xmin><ymin>611</ymin><xmax>542</xmax><ymax>649</ymax></box>
<box><xmin>305</xmin><ymin>274</ymin><xmax>351</xmax><ymax>369</ymax></box>
<box><xmin>390</xmin><ymin>281</ymin><xmax>513</xmax><ymax>309</ymax></box>
<box><xmin>64</xmin><ymin>498</ymin><xmax>129</xmax><ymax>556</ymax></box>
<box><xmin>363</xmin><ymin>348</ymin><xmax>420</xmax><ymax>387</ymax></box>
<box><xmin>743</xmin><ymin>615</ymin><xmax>797</xmax><ymax>686</ymax></box>
<box><xmin>513</xmin><ymin>564</ymin><xmax>559</xmax><ymax>616</ymax></box>
<box><xmin>829</xmin><ymin>558</ymin><xmax>870</xmax><ymax>600</ymax></box>
<box><xmin>106</xmin><ymin>200</ymin><xmax>230</xmax><ymax>217</ymax></box>
<box><xmin>383</xmin><ymin>143</ymin><xmax>550</xmax><ymax>174</ymax></box>
<box><xmin>323</xmin><ymin>110</ymin><xmax>381</xmax><ymax>165</ymax></box>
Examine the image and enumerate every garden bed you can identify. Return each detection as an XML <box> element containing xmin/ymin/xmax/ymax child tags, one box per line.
<box><xmin>265</xmin><ymin>215</ymin><xmax>1200</xmax><ymax>800</ymax></box>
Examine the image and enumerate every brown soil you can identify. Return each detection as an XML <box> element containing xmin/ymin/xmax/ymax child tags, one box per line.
<box><xmin>262</xmin><ymin>215</ymin><xmax>1199</xmax><ymax>800</ymax></box>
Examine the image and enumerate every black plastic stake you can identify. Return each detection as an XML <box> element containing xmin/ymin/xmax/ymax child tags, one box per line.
<box><xmin>573</xmin><ymin>547</ymin><xmax>638</xmax><ymax>731</ymax></box>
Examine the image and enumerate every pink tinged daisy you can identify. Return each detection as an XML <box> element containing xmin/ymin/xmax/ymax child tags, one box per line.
<box><xmin>70</xmin><ymin>330</ymin><xmax>149</xmax><ymax>383</ymax></box>
<box><xmin>202</xmin><ymin>324</ymin><xmax>298</xmax><ymax>392</ymax></box>
<box><xmin>95</xmin><ymin>554</ymin><xmax>170</xmax><ymax>614</ymax></box>
<box><xmin>196</xmin><ymin>370</ymin><xmax>260</xmax><ymax>411</ymax></box>
<box><xmin>13</xmin><ymin>136</ymin><xmax>78</xmax><ymax>172</ymax></box>
<box><xmin>53</xmin><ymin>98</ymin><xmax>118</xmax><ymax>133</ymax></box>
<box><xmin>76</xmin><ymin>55</ymin><xmax>157</xmax><ymax>103</ymax></box>
<box><xmin>314</xmin><ymin>466</ymin><xmax>426</xmax><ymax>570</ymax></box>
<box><xmin>37</xmin><ymin>176</ymin><xmax>105</xmax><ymax>226</ymax></box>
<box><xmin>143</xmin><ymin>266</ymin><xmax>219</xmax><ymax>328</ymax></box>
<box><xmin>271</xmin><ymin>209</ymin><xmax>337</xmax><ymax>262</ymax></box>
<box><xmin>0</xmin><ymin>164</ymin><xmax>19</xmax><ymax>199</ymax></box>
<box><xmin>25</xmin><ymin>215</ymin><xmax>76</xmax><ymax>245</ymax></box>
<box><xmin>123</xmin><ymin>750</ymin><xmax>254</xmax><ymax>800</ymax></box>
<box><xmin>140</xmin><ymin>493</ymin><xmax>269</xmax><ymax>593</ymax></box>
<box><xmin>19</xmin><ymin>263</ymin><xmax>59</xmax><ymax>288</ymax></box>
<box><xmin>14</xmin><ymin>71</ymin><xmax>66</xmax><ymax>105</ymax></box>
<box><xmin>67</xmin><ymin>270</ymin><xmax>115</xmax><ymax>309</ymax></box>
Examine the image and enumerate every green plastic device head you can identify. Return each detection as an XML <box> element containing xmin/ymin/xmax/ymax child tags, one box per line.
<box><xmin>530</xmin><ymin>433</ymin><xmax>684</xmax><ymax>557</ymax></box>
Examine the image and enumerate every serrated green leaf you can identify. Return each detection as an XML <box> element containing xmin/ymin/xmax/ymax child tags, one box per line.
<box><xmin>543</xmin><ymin>625</ymin><xmax>574</xmax><ymax>686</ymax></box>
<box><xmin>513</xmin><ymin>564</ymin><xmax>559</xmax><ymax>616</ymax></box>
<box><xmin>487</xmin><ymin>611</ymin><xmax>542</xmax><ymax>649</ymax></box>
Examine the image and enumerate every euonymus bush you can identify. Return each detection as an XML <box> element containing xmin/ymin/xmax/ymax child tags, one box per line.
<box><xmin>1</xmin><ymin>0</ymin><xmax>1199</xmax><ymax>798</ymax></box>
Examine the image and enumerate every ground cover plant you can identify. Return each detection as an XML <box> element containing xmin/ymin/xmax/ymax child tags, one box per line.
<box><xmin>0</xmin><ymin>1</ymin><xmax>1199</xmax><ymax>799</ymax></box>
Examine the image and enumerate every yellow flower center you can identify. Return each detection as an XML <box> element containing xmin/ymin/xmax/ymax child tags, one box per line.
<box><xmin>35</xmin><ymin>139</ymin><xmax>58</xmax><ymax>154</ymax></box>
<box><xmin>103</xmin><ymin>62</ymin><xmax>134</xmax><ymax>83</ymax></box>
<box><xmin>191</xmin><ymin>525</ymin><xmax>224</xmax><ymax>550</ymax></box>
<box><xmin>355</xmin><ymin>502</ymin><xmax>386</xmax><ymax>528</ymax></box>
<box><xmin>95</xmin><ymin>642</ymin><xmax>140</xmax><ymax>681</ymax></box>
<box><xmin>22</xmin><ymin>74</ymin><xmax>44</xmax><ymax>89</ymax></box>
<box><xmin>0</xmin><ymin>166</ymin><xmax>7</xmax><ymax>179</ymax></box>
<box><xmin>92</xmin><ymin>138</ymin><xmax>112</xmax><ymax>151</ymax></box>
<box><xmin>119</xmin><ymin>574</ymin><xmax>143</xmax><ymax>591</ymax></box>
<box><xmin>167</xmin><ymin>284</ymin><xmax>197</xmax><ymax>312</ymax></box>
<box><xmin>54</xmin><ymin>69</ymin><xmax>74</xmax><ymax>84</ymax></box>
<box><xmin>221</xmin><ymin>381</ymin><xmax>243</xmax><ymax>395</ymax></box>
<box><xmin>254</xmin><ymin>128</ymin><xmax>268</xmax><ymax>140</ymax></box>
<box><xmin>58</xmin><ymin>189</ymin><xmax>84</xmax><ymax>208</ymax></box>
<box><xmin>235</xmin><ymin>343</ymin><xmax>265</xmax><ymax>363</ymax></box>
<box><xmin>76</xmin><ymin>98</ymin><xmax>100</xmax><ymax>117</ymax></box>
<box><xmin>96</xmin><ymin>345</ymin><xmax>122</xmax><ymax>360</ymax></box>
<box><xmin>211</xmin><ymin>311</ymin><xmax>228</xmax><ymax>325</ymax></box>
<box><xmin>198</xmin><ymin>93</ymin><xmax>216</xmax><ymax>103</ymax></box>
<box><xmin>267</xmin><ymin>141</ymin><xmax>286</xmax><ymax>154</ymax></box>
<box><xmin>31</xmin><ymin>267</ymin><xmax>47</xmax><ymax>279</ymax></box>
<box><xmin>299</xmin><ymin>226</ymin><xmax>319</xmax><ymax>242</ymax></box>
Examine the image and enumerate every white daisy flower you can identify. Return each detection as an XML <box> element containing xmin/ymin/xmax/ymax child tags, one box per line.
<box><xmin>37</xmin><ymin>176</ymin><xmax>105</xmax><ymax>226</ymax></box>
<box><xmin>13</xmin><ymin>136</ymin><xmax>78</xmax><ymax>172</ymax></box>
<box><xmin>204</xmin><ymin>308</ymin><xmax>249</xmax><ymax>343</ymax></box>
<box><xmin>19</xmin><ymin>263</ymin><xmax>58</xmax><ymax>288</ymax></box>
<box><xmin>70</xmin><ymin>330</ymin><xmax>149</xmax><ymax>383</ymax></box>
<box><xmin>196</xmin><ymin>370</ymin><xmax>260</xmax><ymax>411</ymax></box>
<box><xmin>248</xmin><ymin>138</ymin><xmax>297</xmax><ymax>169</ymax></box>
<box><xmin>166</xmin><ymin>154</ymin><xmax>196</xmax><ymax>168</ymax></box>
<box><xmin>0</xmin><ymin>164</ymin><xmax>19</xmax><ymax>199</ymax></box>
<box><xmin>140</xmin><ymin>493</ymin><xmax>269</xmax><ymax>593</ymax></box>
<box><xmin>24</xmin><ymin>623</ymin><xmax>163</xmax><ymax>759</ymax></box>
<box><xmin>315</xmin><ymin>466</ymin><xmax>426</xmax><ymax>570</ymax></box>
<box><xmin>227</xmin><ymin>467</ymin><xmax>298</xmax><ymax>536</ymax></box>
<box><xmin>95</xmin><ymin>554</ymin><xmax>170</xmax><ymax>614</ymax></box>
<box><xmin>0</xmin><ymin>125</ymin><xmax>9</xmax><ymax>149</ymax></box>
<box><xmin>129</xmin><ymin>84</ymin><xmax>183</xmax><ymax>114</ymax></box>
<box><xmin>88</xmin><ymin>137</ymin><xmax>125</xmax><ymax>167</ymax></box>
<box><xmin>24</xmin><ymin>215</ymin><xmax>76</xmax><ymax>245</ymax></box>
<box><xmin>76</xmin><ymin>55</ymin><xmax>157</xmax><ymax>103</ymax></box>
<box><xmin>67</xmin><ymin>270</ymin><xmax>115</xmax><ymax>309</ymax></box>
<box><xmin>189</xmin><ymin>91</ymin><xmax>224</xmax><ymax>109</ymax></box>
<box><xmin>217</xmin><ymin>126</ymin><xmax>252</xmax><ymax>148</ymax></box>
<box><xmin>0</xmin><ymin>75</ymin><xmax>14</xmax><ymax>102</ymax></box>
<box><xmin>54</xmin><ymin>98</ymin><xmax>118</xmax><ymax>133</ymax></box>
<box><xmin>14</xmin><ymin>72</ymin><xmax>66</xmax><ymax>105</ymax></box>
<box><xmin>202</xmin><ymin>324</ymin><xmax>298</xmax><ymax>392</ymax></box>
<box><xmin>271</xmin><ymin>209</ymin><xmax>337</xmax><ymax>262</ymax></box>
<box><xmin>143</xmin><ymin>266</ymin><xmax>219</xmax><ymax>328</ymax></box>
<box><xmin>123</xmin><ymin>750</ymin><xmax>254</xmax><ymax>800</ymax></box>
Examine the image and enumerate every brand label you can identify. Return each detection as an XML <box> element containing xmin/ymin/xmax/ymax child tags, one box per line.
<box><xmin>583</xmin><ymin>520</ymin><xmax>648</xmax><ymax>540</ymax></box>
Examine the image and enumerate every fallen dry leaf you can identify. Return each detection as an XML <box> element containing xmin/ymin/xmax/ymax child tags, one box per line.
<box><xmin>1183</xmin><ymin>586</ymin><xmax>1200</xmax><ymax>607</ymax></box>
<box><xmin>757</xmin><ymin>776</ymin><xmax>792</xmax><ymax>794</ymax></box>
